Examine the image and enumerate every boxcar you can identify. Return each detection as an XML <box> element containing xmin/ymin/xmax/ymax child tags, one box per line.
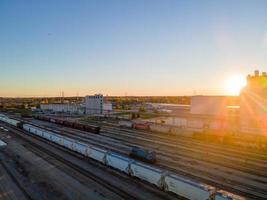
<box><xmin>63</xmin><ymin>120</ymin><xmax>74</xmax><ymax>128</ymax></box>
<box><xmin>133</xmin><ymin>123</ymin><xmax>150</xmax><ymax>130</ymax></box>
<box><xmin>73</xmin><ymin>122</ymin><xmax>85</xmax><ymax>130</ymax></box>
<box><xmin>84</xmin><ymin>124</ymin><xmax>100</xmax><ymax>134</ymax></box>
<box><xmin>55</xmin><ymin>118</ymin><xmax>64</xmax><ymax>125</ymax></box>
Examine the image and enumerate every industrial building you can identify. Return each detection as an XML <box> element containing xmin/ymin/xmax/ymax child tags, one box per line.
<box><xmin>40</xmin><ymin>104</ymin><xmax>84</xmax><ymax>114</ymax></box>
<box><xmin>162</xmin><ymin>70</ymin><xmax>266</xmax><ymax>134</ymax></box>
<box><xmin>103</xmin><ymin>102</ymin><xmax>113</xmax><ymax>114</ymax></box>
<box><xmin>188</xmin><ymin>95</ymin><xmax>239</xmax><ymax>131</ymax></box>
<box><xmin>85</xmin><ymin>94</ymin><xmax>103</xmax><ymax>115</ymax></box>
<box><xmin>40</xmin><ymin>94</ymin><xmax>112</xmax><ymax>115</ymax></box>
<box><xmin>240</xmin><ymin>70</ymin><xmax>267</xmax><ymax>134</ymax></box>
<box><xmin>190</xmin><ymin>96</ymin><xmax>230</xmax><ymax>116</ymax></box>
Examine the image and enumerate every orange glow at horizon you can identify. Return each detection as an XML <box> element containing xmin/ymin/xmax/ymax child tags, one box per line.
<box><xmin>224</xmin><ymin>75</ymin><xmax>247</xmax><ymax>95</ymax></box>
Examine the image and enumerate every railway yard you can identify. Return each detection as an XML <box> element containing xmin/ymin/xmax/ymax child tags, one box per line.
<box><xmin>0</xmin><ymin>114</ymin><xmax>267</xmax><ymax>200</ymax></box>
<box><xmin>2</xmin><ymin>1</ymin><xmax>267</xmax><ymax>199</ymax></box>
<box><xmin>0</xmin><ymin>120</ymin><xmax>177</xmax><ymax>200</ymax></box>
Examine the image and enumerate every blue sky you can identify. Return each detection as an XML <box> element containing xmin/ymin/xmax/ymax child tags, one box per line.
<box><xmin>1</xmin><ymin>0</ymin><xmax>267</xmax><ymax>97</ymax></box>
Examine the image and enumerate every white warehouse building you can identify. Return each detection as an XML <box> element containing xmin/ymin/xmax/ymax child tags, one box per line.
<box><xmin>40</xmin><ymin>104</ymin><xmax>82</xmax><ymax>114</ymax></box>
<box><xmin>40</xmin><ymin>94</ymin><xmax>112</xmax><ymax>115</ymax></box>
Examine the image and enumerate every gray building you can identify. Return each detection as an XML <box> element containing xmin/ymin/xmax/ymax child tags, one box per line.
<box><xmin>85</xmin><ymin>94</ymin><xmax>103</xmax><ymax>115</ymax></box>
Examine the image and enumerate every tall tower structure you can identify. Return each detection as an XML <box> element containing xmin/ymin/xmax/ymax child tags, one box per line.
<box><xmin>85</xmin><ymin>94</ymin><xmax>103</xmax><ymax>115</ymax></box>
<box><xmin>240</xmin><ymin>70</ymin><xmax>267</xmax><ymax>134</ymax></box>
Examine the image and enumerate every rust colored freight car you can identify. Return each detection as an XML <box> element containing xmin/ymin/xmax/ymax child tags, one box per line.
<box><xmin>73</xmin><ymin>122</ymin><xmax>85</xmax><ymax>130</ymax></box>
<box><xmin>55</xmin><ymin>118</ymin><xmax>64</xmax><ymax>125</ymax></box>
<box><xmin>84</xmin><ymin>124</ymin><xmax>100</xmax><ymax>134</ymax></box>
<box><xmin>63</xmin><ymin>120</ymin><xmax>74</xmax><ymax>128</ymax></box>
<box><xmin>133</xmin><ymin>123</ymin><xmax>150</xmax><ymax>130</ymax></box>
<box><xmin>43</xmin><ymin>116</ymin><xmax>51</xmax><ymax>122</ymax></box>
<box><xmin>36</xmin><ymin>115</ymin><xmax>44</xmax><ymax>120</ymax></box>
<box><xmin>35</xmin><ymin>115</ymin><xmax>100</xmax><ymax>134</ymax></box>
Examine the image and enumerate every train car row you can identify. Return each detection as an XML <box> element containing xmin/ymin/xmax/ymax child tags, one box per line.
<box><xmin>120</xmin><ymin>120</ymin><xmax>219</xmax><ymax>133</ymax></box>
<box><xmin>0</xmin><ymin>114</ymin><xmax>245</xmax><ymax>200</ymax></box>
<box><xmin>30</xmin><ymin>119</ymin><xmax>157</xmax><ymax>164</ymax></box>
<box><xmin>119</xmin><ymin>120</ymin><xmax>267</xmax><ymax>151</ymax></box>
<box><xmin>22</xmin><ymin>116</ymin><xmax>156</xmax><ymax>164</ymax></box>
<box><xmin>120</xmin><ymin>116</ymin><xmax>242</xmax><ymax>133</ymax></box>
<box><xmin>120</xmin><ymin>120</ymin><xmax>190</xmax><ymax>132</ymax></box>
<box><xmin>34</xmin><ymin>115</ymin><xmax>100</xmax><ymax>134</ymax></box>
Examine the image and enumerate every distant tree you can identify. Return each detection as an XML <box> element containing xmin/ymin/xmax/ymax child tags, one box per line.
<box><xmin>139</xmin><ymin>106</ymin><xmax>145</xmax><ymax>112</ymax></box>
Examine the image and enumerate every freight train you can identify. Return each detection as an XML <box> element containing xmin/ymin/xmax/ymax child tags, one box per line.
<box><xmin>119</xmin><ymin>121</ymin><xmax>151</xmax><ymax>130</ymax></box>
<box><xmin>34</xmin><ymin>115</ymin><xmax>100</xmax><ymax>134</ymax></box>
<box><xmin>0</xmin><ymin>114</ymin><xmax>244</xmax><ymax>200</ymax></box>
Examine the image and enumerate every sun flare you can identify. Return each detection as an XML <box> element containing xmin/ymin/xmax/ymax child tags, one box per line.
<box><xmin>224</xmin><ymin>75</ymin><xmax>246</xmax><ymax>95</ymax></box>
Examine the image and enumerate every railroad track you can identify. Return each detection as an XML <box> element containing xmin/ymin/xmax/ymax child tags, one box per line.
<box><xmin>20</xmin><ymin>144</ymin><xmax>134</xmax><ymax>200</ymax></box>
<box><xmin>1</xmin><ymin>122</ymin><xmax>176</xmax><ymax>200</ymax></box>
<box><xmin>99</xmin><ymin>125</ymin><xmax>267</xmax><ymax>171</ymax></box>
<box><xmin>25</xmin><ymin>119</ymin><xmax>267</xmax><ymax>199</ymax></box>
<box><xmin>99</xmin><ymin>129</ymin><xmax>267</xmax><ymax>176</ymax></box>
<box><xmin>80</xmin><ymin>119</ymin><xmax>267</xmax><ymax>165</ymax></box>
<box><xmin>0</xmin><ymin>153</ymin><xmax>33</xmax><ymax>200</ymax></box>
<box><xmin>98</xmin><ymin>127</ymin><xmax>267</xmax><ymax>198</ymax></box>
<box><xmin>39</xmin><ymin>118</ymin><xmax>267</xmax><ymax>162</ymax></box>
<box><xmin>5</xmin><ymin>126</ymin><xmax>136</xmax><ymax>200</ymax></box>
<box><xmin>40</xmin><ymin>121</ymin><xmax>267</xmax><ymax>177</ymax></box>
<box><xmin>59</xmin><ymin>130</ymin><xmax>267</xmax><ymax>198</ymax></box>
<box><xmin>100</xmin><ymin>124</ymin><xmax>267</xmax><ymax>162</ymax></box>
<box><xmin>51</xmin><ymin>125</ymin><xmax>267</xmax><ymax>182</ymax></box>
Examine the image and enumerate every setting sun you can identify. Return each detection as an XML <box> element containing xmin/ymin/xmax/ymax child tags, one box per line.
<box><xmin>224</xmin><ymin>75</ymin><xmax>247</xmax><ymax>95</ymax></box>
